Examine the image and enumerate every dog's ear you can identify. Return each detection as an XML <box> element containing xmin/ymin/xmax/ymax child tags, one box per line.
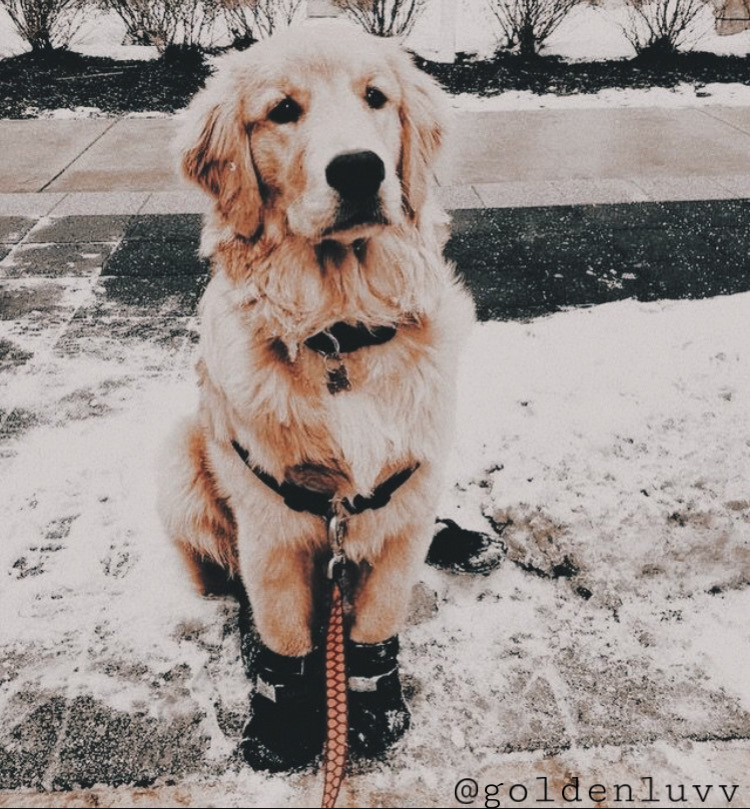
<box><xmin>395</xmin><ymin>54</ymin><xmax>449</xmax><ymax>220</ymax></box>
<box><xmin>177</xmin><ymin>69</ymin><xmax>263</xmax><ymax>239</ymax></box>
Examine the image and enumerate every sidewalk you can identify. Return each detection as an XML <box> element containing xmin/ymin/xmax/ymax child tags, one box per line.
<box><xmin>2</xmin><ymin>105</ymin><xmax>750</xmax><ymax>213</ymax></box>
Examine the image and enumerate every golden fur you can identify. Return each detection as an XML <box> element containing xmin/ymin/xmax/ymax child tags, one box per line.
<box><xmin>158</xmin><ymin>21</ymin><xmax>475</xmax><ymax>656</ymax></box>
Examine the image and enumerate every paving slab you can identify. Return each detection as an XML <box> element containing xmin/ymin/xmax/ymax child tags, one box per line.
<box><xmin>435</xmin><ymin>184</ymin><xmax>484</xmax><ymax>209</ymax></box>
<box><xmin>552</xmin><ymin>177</ymin><xmax>649</xmax><ymax>205</ymax></box>
<box><xmin>0</xmin><ymin>194</ymin><xmax>66</xmax><ymax>217</ymax></box>
<box><xmin>715</xmin><ymin>174</ymin><xmax>750</xmax><ymax>196</ymax></box>
<box><xmin>76</xmin><ymin>275</ymin><xmax>208</xmax><ymax>319</ymax></box>
<box><xmin>442</xmin><ymin>107</ymin><xmax>750</xmax><ymax>185</ymax></box>
<box><xmin>0</xmin><ymin>243</ymin><xmax>115</xmax><ymax>278</ymax></box>
<box><xmin>700</xmin><ymin>105</ymin><xmax>750</xmax><ymax>135</ymax></box>
<box><xmin>103</xmin><ymin>240</ymin><xmax>207</xmax><ymax>281</ymax></box>
<box><xmin>45</xmin><ymin>119</ymin><xmax>182</xmax><ymax>193</ymax></box>
<box><xmin>51</xmin><ymin>191</ymin><xmax>150</xmax><ymax>216</ymax></box>
<box><xmin>0</xmin><ymin>120</ymin><xmax>113</xmax><ymax>193</ymax></box>
<box><xmin>122</xmin><ymin>214</ymin><xmax>203</xmax><ymax>242</ymax></box>
<box><xmin>26</xmin><ymin>215</ymin><xmax>133</xmax><ymax>244</ymax></box>
<box><xmin>139</xmin><ymin>190</ymin><xmax>210</xmax><ymax>215</ymax></box>
<box><xmin>474</xmin><ymin>180</ymin><xmax>565</xmax><ymax>208</ymax></box>
<box><xmin>0</xmin><ymin>278</ymin><xmax>91</xmax><ymax>324</ymax></box>
<box><xmin>55</xmin><ymin>316</ymin><xmax>196</xmax><ymax>365</ymax></box>
<box><xmin>631</xmin><ymin>174</ymin><xmax>744</xmax><ymax>202</ymax></box>
<box><xmin>0</xmin><ymin>218</ymin><xmax>35</xmax><ymax>244</ymax></box>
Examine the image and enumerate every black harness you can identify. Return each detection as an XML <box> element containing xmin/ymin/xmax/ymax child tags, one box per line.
<box><xmin>232</xmin><ymin>320</ymin><xmax>416</xmax><ymax>519</ymax></box>
<box><xmin>232</xmin><ymin>440</ymin><xmax>418</xmax><ymax>518</ymax></box>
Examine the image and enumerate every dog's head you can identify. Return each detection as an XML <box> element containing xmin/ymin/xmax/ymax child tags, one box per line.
<box><xmin>177</xmin><ymin>21</ymin><xmax>448</xmax><ymax>244</ymax></box>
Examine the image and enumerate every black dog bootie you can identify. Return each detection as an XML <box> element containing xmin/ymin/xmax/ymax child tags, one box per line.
<box><xmin>347</xmin><ymin>635</ymin><xmax>410</xmax><ymax>757</ymax></box>
<box><xmin>427</xmin><ymin>518</ymin><xmax>506</xmax><ymax>574</ymax></box>
<box><xmin>240</xmin><ymin>644</ymin><xmax>324</xmax><ymax>772</ymax></box>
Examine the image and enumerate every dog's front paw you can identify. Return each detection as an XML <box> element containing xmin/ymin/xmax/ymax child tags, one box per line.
<box><xmin>347</xmin><ymin>636</ymin><xmax>410</xmax><ymax>758</ymax></box>
<box><xmin>240</xmin><ymin>645</ymin><xmax>324</xmax><ymax>772</ymax></box>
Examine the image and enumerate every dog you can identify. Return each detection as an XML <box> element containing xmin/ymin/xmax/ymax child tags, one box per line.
<box><xmin>158</xmin><ymin>20</ymin><xmax>475</xmax><ymax>771</ymax></box>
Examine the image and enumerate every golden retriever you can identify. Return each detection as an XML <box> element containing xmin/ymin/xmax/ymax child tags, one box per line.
<box><xmin>158</xmin><ymin>20</ymin><xmax>475</xmax><ymax>771</ymax></box>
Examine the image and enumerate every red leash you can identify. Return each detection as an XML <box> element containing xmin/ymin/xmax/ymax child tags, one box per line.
<box><xmin>321</xmin><ymin>510</ymin><xmax>349</xmax><ymax>809</ymax></box>
<box><xmin>322</xmin><ymin>580</ymin><xmax>348</xmax><ymax>808</ymax></box>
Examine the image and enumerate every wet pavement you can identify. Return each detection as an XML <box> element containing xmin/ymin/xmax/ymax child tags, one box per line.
<box><xmin>2</xmin><ymin>199</ymin><xmax>750</xmax><ymax>393</ymax></box>
<box><xmin>447</xmin><ymin>198</ymin><xmax>750</xmax><ymax>319</ymax></box>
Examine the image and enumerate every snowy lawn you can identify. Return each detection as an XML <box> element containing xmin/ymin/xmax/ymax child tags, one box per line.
<box><xmin>1</xmin><ymin>288</ymin><xmax>749</xmax><ymax>803</ymax></box>
<box><xmin>2</xmin><ymin>2</ymin><xmax>750</xmax><ymax>116</ymax></box>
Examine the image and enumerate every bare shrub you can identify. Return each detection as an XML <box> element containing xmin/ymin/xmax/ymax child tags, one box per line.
<box><xmin>221</xmin><ymin>0</ymin><xmax>304</xmax><ymax>45</ymax></box>
<box><xmin>98</xmin><ymin>0</ymin><xmax>219</xmax><ymax>51</ymax></box>
<box><xmin>0</xmin><ymin>0</ymin><xmax>85</xmax><ymax>50</ymax></box>
<box><xmin>333</xmin><ymin>0</ymin><xmax>425</xmax><ymax>37</ymax></box>
<box><xmin>622</xmin><ymin>0</ymin><xmax>714</xmax><ymax>56</ymax></box>
<box><xmin>487</xmin><ymin>0</ymin><xmax>585</xmax><ymax>56</ymax></box>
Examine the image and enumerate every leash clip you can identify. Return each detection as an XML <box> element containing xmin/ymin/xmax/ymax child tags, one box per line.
<box><xmin>326</xmin><ymin>506</ymin><xmax>348</xmax><ymax>581</ymax></box>
<box><xmin>327</xmin><ymin>553</ymin><xmax>346</xmax><ymax>582</ymax></box>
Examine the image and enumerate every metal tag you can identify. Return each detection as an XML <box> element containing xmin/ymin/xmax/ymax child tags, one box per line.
<box><xmin>326</xmin><ymin>357</ymin><xmax>351</xmax><ymax>395</ymax></box>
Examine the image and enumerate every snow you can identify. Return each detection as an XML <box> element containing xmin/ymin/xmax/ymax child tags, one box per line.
<box><xmin>409</xmin><ymin>0</ymin><xmax>750</xmax><ymax>61</ymax></box>
<box><xmin>2</xmin><ymin>2</ymin><xmax>750</xmax><ymax>114</ymax></box>
<box><xmin>450</xmin><ymin>82</ymin><xmax>750</xmax><ymax>110</ymax></box>
<box><xmin>2</xmin><ymin>289</ymin><xmax>750</xmax><ymax>797</ymax></box>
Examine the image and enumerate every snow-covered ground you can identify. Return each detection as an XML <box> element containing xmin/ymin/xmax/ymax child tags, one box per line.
<box><xmin>2</xmin><ymin>1</ymin><xmax>750</xmax><ymax>115</ymax></box>
<box><xmin>2</xmin><ymin>289</ymin><xmax>749</xmax><ymax>802</ymax></box>
<box><xmin>450</xmin><ymin>82</ymin><xmax>750</xmax><ymax>110</ymax></box>
<box><xmin>410</xmin><ymin>0</ymin><xmax>750</xmax><ymax>61</ymax></box>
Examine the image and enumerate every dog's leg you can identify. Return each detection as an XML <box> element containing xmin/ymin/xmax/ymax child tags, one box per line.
<box><xmin>238</xmin><ymin>539</ymin><xmax>317</xmax><ymax>656</ymax></box>
<box><xmin>351</xmin><ymin>520</ymin><xmax>432</xmax><ymax>644</ymax></box>
<box><xmin>236</xmin><ymin>533</ymin><xmax>326</xmax><ymax>771</ymax></box>
<box><xmin>157</xmin><ymin>417</ymin><xmax>238</xmax><ymax>594</ymax></box>
<box><xmin>346</xmin><ymin>519</ymin><xmax>434</xmax><ymax>757</ymax></box>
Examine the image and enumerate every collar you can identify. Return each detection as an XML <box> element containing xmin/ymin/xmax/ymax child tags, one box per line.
<box><xmin>304</xmin><ymin>322</ymin><xmax>397</xmax><ymax>356</ymax></box>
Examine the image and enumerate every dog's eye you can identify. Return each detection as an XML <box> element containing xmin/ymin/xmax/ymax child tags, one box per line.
<box><xmin>268</xmin><ymin>97</ymin><xmax>302</xmax><ymax>124</ymax></box>
<box><xmin>365</xmin><ymin>87</ymin><xmax>388</xmax><ymax>110</ymax></box>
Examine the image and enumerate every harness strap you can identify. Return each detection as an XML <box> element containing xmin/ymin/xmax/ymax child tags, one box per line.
<box><xmin>231</xmin><ymin>440</ymin><xmax>419</xmax><ymax>518</ymax></box>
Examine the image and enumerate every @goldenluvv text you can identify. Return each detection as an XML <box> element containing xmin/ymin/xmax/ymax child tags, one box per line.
<box><xmin>453</xmin><ymin>775</ymin><xmax>741</xmax><ymax>806</ymax></box>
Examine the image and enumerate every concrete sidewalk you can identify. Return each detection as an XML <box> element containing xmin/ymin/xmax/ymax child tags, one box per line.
<box><xmin>2</xmin><ymin>105</ymin><xmax>750</xmax><ymax>214</ymax></box>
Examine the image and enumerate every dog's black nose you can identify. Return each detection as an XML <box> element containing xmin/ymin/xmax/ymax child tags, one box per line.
<box><xmin>326</xmin><ymin>151</ymin><xmax>385</xmax><ymax>200</ymax></box>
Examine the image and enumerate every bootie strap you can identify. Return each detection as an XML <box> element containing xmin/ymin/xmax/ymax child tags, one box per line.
<box><xmin>254</xmin><ymin>645</ymin><xmax>321</xmax><ymax>703</ymax></box>
<box><xmin>346</xmin><ymin>635</ymin><xmax>400</xmax><ymax>677</ymax></box>
<box><xmin>349</xmin><ymin>668</ymin><xmax>397</xmax><ymax>693</ymax></box>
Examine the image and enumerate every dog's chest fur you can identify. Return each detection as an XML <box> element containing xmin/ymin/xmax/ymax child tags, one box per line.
<box><xmin>197</xmin><ymin>234</ymin><xmax>471</xmax><ymax>497</ymax></box>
